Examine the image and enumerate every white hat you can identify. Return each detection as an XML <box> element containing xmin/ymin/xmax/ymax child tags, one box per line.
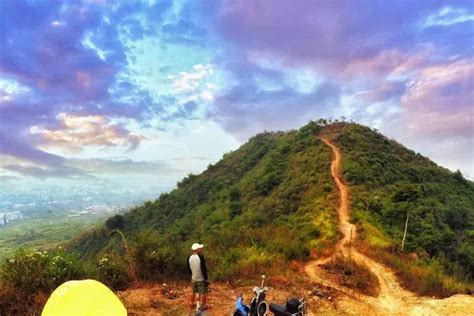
<box><xmin>191</xmin><ymin>243</ymin><xmax>204</xmax><ymax>251</ymax></box>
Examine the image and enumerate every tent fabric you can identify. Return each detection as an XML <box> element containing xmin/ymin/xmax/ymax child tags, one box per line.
<box><xmin>42</xmin><ymin>279</ymin><xmax>127</xmax><ymax>316</ymax></box>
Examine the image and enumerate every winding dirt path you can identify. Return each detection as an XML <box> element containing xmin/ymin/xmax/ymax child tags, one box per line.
<box><xmin>305</xmin><ymin>137</ymin><xmax>474</xmax><ymax>315</ymax></box>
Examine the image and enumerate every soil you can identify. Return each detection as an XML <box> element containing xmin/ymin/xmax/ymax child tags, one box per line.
<box><xmin>117</xmin><ymin>136</ymin><xmax>474</xmax><ymax>315</ymax></box>
<box><xmin>303</xmin><ymin>137</ymin><xmax>474</xmax><ymax>315</ymax></box>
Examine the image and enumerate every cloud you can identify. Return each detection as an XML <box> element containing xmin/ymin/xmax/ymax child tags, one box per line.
<box><xmin>0</xmin><ymin>1</ymin><xmax>119</xmax><ymax>103</ymax></box>
<box><xmin>0</xmin><ymin>0</ymin><xmax>173</xmax><ymax>176</ymax></box>
<box><xmin>203</xmin><ymin>1</ymin><xmax>468</xmax><ymax>143</ymax></box>
<box><xmin>213</xmin><ymin>76</ymin><xmax>340</xmax><ymax>140</ymax></box>
<box><xmin>3</xmin><ymin>164</ymin><xmax>89</xmax><ymax>180</ymax></box>
<box><xmin>67</xmin><ymin>158</ymin><xmax>181</xmax><ymax>175</ymax></box>
<box><xmin>0</xmin><ymin>131</ymin><xmax>65</xmax><ymax>167</ymax></box>
<box><xmin>1</xmin><ymin>0</ymin><xmax>473</xmax><ymax>181</ymax></box>
<box><xmin>214</xmin><ymin>1</ymin><xmax>464</xmax><ymax>71</ymax></box>
<box><xmin>32</xmin><ymin>113</ymin><xmax>146</xmax><ymax>153</ymax></box>
<box><xmin>355</xmin><ymin>81</ymin><xmax>407</xmax><ymax>104</ymax></box>
<box><xmin>401</xmin><ymin>59</ymin><xmax>474</xmax><ymax>138</ymax></box>
<box><xmin>0</xmin><ymin>176</ymin><xmax>19</xmax><ymax>183</ymax></box>
<box><xmin>421</xmin><ymin>6</ymin><xmax>474</xmax><ymax>27</ymax></box>
<box><xmin>170</xmin><ymin>64</ymin><xmax>214</xmax><ymax>94</ymax></box>
<box><xmin>0</xmin><ymin>153</ymin><xmax>182</xmax><ymax>180</ymax></box>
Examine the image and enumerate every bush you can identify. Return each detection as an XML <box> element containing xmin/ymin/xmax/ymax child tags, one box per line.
<box><xmin>1</xmin><ymin>249</ymin><xmax>89</xmax><ymax>294</ymax></box>
<box><xmin>132</xmin><ymin>229</ymin><xmax>177</xmax><ymax>281</ymax></box>
<box><xmin>97</xmin><ymin>253</ymin><xmax>131</xmax><ymax>290</ymax></box>
<box><xmin>106</xmin><ymin>214</ymin><xmax>125</xmax><ymax>230</ymax></box>
<box><xmin>0</xmin><ymin>248</ymin><xmax>92</xmax><ymax>315</ymax></box>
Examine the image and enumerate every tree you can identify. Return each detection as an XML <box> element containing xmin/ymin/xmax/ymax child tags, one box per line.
<box><xmin>106</xmin><ymin>215</ymin><xmax>125</xmax><ymax>231</ymax></box>
<box><xmin>362</xmin><ymin>193</ymin><xmax>381</xmax><ymax>219</ymax></box>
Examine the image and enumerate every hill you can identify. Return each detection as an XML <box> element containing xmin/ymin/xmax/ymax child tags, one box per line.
<box><xmin>70</xmin><ymin>122</ymin><xmax>339</xmax><ymax>282</ymax></box>
<box><xmin>2</xmin><ymin>120</ymin><xmax>474</xmax><ymax>314</ymax></box>
<box><xmin>333</xmin><ymin>123</ymin><xmax>474</xmax><ymax>294</ymax></box>
<box><xmin>69</xmin><ymin>121</ymin><xmax>474</xmax><ymax>292</ymax></box>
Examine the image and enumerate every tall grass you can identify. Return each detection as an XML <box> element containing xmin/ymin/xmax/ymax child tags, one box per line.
<box><xmin>359</xmin><ymin>240</ymin><xmax>472</xmax><ymax>297</ymax></box>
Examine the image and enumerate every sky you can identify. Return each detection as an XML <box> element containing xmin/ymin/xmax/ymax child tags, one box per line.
<box><xmin>0</xmin><ymin>0</ymin><xmax>473</xmax><ymax>194</ymax></box>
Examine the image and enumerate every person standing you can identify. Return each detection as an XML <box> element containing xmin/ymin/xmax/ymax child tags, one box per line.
<box><xmin>188</xmin><ymin>243</ymin><xmax>209</xmax><ymax>310</ymax></box>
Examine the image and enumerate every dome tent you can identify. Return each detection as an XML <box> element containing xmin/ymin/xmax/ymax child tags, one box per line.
<box><xmin>42</xmin><ymin>279</ymin><xmax>126</xmax><ymax>316</ymax></box>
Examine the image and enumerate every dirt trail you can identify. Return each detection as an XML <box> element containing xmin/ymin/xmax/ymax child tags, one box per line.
<box><xmin>305</xmin><ymin>137</ymin><xmax>474</xmax><ymax>315</ymax></box>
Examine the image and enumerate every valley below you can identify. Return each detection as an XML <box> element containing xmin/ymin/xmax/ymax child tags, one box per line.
<box><xmin>1</xmin><ymin>122</ymin><xmax>473</xmax><ymax>315</ymax></box>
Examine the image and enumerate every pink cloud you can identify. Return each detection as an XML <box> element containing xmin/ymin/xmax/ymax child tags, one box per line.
<box><xmin>31</xmin><ymin>113</ymin><xmax>146</xmax><ymax>153</ymax></box>
<box><xmin>355</xmin><ymin>81</ymin><xmax>407</xmax><ymax>103</ymax></box>
<box><xmin>343</xmin><ymin>47</ymin><xmax>432</xmax><ymax>79</ymax></box>
<box><xmin>401</xmin><ymin>59</ymin><xmax>474</xmax><ymax>138</ymax></box>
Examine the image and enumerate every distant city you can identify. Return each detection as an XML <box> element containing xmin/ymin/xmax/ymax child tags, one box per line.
<box><xmin>0</xmin><ymin>211</ymin><xmax>23</xmax><ymax>226</ymax></box>
<box><xmin>0</xmin><ymin>181</ymin><xmax>171</xmax><ymax>222</ymax></box>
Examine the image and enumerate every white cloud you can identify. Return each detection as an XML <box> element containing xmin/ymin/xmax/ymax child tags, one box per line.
<box><xmin>129</xmin><ymin>118</ymin><xmax>239</xmax><ymax>176</ymax></box>
<box><xmin>422</xmin><ymin>6</ymin><xmax>474</xmax><ymax>27</ymax></box>
<box><xmin>0</xmin><ymin>78</ymin><xmax>31</xmax><ymax>96</ymax></box>
<box><xmin>170</xmin><ymin>64</ymin><xmax>214</xmax><ymax>93</ymax></box>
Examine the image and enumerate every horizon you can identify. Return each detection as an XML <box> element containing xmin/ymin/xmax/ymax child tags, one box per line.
<box><xmin>1</xmin><ymin>0</ymin><xmax>473</xmax><ymax>202</ymax></box>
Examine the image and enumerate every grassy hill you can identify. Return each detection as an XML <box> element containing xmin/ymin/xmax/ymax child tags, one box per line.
<box><xmin>69</xmin><ymin>121</ymin><xmax>473</xmax><ymax>289</ymax></box>
<box><xmin>3</xmin><ymin>121</ymin><xmax>472</xmax><ymax>313</ymax></box>
<box><xmin>70</xmin><ymin>122</ymin><xmax>339</xmax><ymax>281</ymax></box>
<box><xmin>332</xmin><ymin>123</ymin><xmax>474</xmax><ymax>294</ymax></box>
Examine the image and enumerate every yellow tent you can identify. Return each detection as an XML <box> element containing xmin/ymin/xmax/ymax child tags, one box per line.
<box><xmin>42</xmin><ymin>279</ymin><xmax>127</xmax><ymax>316</ymax></box>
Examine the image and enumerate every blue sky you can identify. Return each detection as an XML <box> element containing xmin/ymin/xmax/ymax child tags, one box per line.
<box><xmin>0</xmin><ymin>0</ymin><xmax>473</xmax><ymax>191</ymax></box>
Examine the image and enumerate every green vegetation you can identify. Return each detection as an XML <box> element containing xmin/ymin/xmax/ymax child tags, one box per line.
<box><xmin>2</xmin><ymin>120</ymin><xmax>472</xmax><ymax>303</ymax></box>
<box><xmin>70</xmin><ymin>121</ymin><xmax>337</xmax><ymax>284</ymax></box>
<box><xmin>335</xmin><ymin>123</ymin><xmax>474</xmax><ymax>296</ymax></box>
<box><xmin>0</xmin><ymin>214</ymin><xmax>105</xmax><ymax>261</ymax></box>
<box><xmin>0</xmin><ymin>249</ymin><xmax>93</xmax><ymax>315</ymax></box>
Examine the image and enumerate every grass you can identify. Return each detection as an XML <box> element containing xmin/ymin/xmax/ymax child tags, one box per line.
<box><xmin>310</xmin><ymin>204</ymin><xmax>340</xmax><ymax>253</ymax></box>
<box><xmin>355</xmin><ymin>213</ymin><xmax>473</xmax><ymax>297</ymax></box>
<box><xmin>366</xmin><ymin>247</ymin><xmax>473</xmax><ymax>297</ymax></box>
<box><xmin>357</xmin><ymin>220</ymin><xmax>391</xmax><ymax>249</ymax></box>
<box><xmin>0</xmin><ymin>214</ymin><xmax>105</xmax><ymax>261</ymax></box>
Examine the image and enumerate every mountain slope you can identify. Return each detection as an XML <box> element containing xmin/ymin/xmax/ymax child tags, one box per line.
<box><xmin>71</xmin><ymin>122</ymin><xmax>339</xmax><ymax>280</ymax></box>
<box><xmin>70</xmin><ymin>121</ymin><xmax>474</xmax><ymax>293</ymax></box>
<box><xmin>305</xmin><ymin>136</ymin><xmax>473</xmax><ymax>315</ymax></box>
<box><xmin>332</xmin><ymin>123</ymin><xmax>474</xmax><ymax>294</ymax></box>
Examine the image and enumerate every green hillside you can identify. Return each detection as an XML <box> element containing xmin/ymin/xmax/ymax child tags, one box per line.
<box><xmin>2</xmin><ymin>120</ymin><xmax>473</xmax><ymax>313</ymax></box>
<box><xmin>68</xmin><ymin>121</ymin><xmax>474</xmax><ymax>289</ymax></box>
<box><xmin>70</xmin><ymin>122</ymin><xmax>338</xmax><ymax>281</ymax></box>
<box><xmin>333</xmin><ymin>123</ymin><xmax>474</xmax><ymax>293</ymax></box>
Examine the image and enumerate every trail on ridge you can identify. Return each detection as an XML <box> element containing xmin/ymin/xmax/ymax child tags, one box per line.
<box><xmin>304</xmin><ymin>137</ymin><xmax>474</xmax><ymax>315</ymax></box>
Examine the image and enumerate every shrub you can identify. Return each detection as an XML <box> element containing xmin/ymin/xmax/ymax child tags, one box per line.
<box><xmin>97</xmin><ymin>253</ymin><xmax>131</xmax><ymax>290</ymax></box>
<box><xmin>132</xmin><ymin>229</ymin><xmax>177</xmax><ymax>281</ymax></box>
<box><xmin>0</xmin><ymin>248</ymin><xmax>92</xmax><ymax>315</ymax></box>
<box><xmin>106</xmin><ymin>214</ymin><xmax>125</xmax><ymax>230</ymax></box>
<box><xmin>1</xmin><ymin>249</ymin><xmax>89</xmax><ymax>294</ymax></box>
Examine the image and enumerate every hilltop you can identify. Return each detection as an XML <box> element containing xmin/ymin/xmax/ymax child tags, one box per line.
<box><xmin>71</xmin><ymin>121</ymin><xmax>338</xmax><ymax>282</ymax></box>
<box><xmin>2</xmin><ymin>120</ymin><xmax>473</xmax><ymax>314</ymax></box>
<box><xmin>70</xmin><ymin>121</ymin><xmax>474</xmax><ymax>293</ymax></box>
<box><xmin>334</xmin><ymin>123</ymin><xmax>474</xmax><ymax>295</ymax></box>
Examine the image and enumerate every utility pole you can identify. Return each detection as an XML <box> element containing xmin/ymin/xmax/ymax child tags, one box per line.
<box><xmin>348</xmin><ymin>227</ymin><xmax>353</xmax><ymax>268</ymax></box>
<box><xmin>392</xmin><ymin>236</ymin><xmax>396</xmax><ymax>254</ymax></box>
<box><xmin>401</xmin><ymin>212</ymin><xmax>410</xmax><ymax>252</ymax></box>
